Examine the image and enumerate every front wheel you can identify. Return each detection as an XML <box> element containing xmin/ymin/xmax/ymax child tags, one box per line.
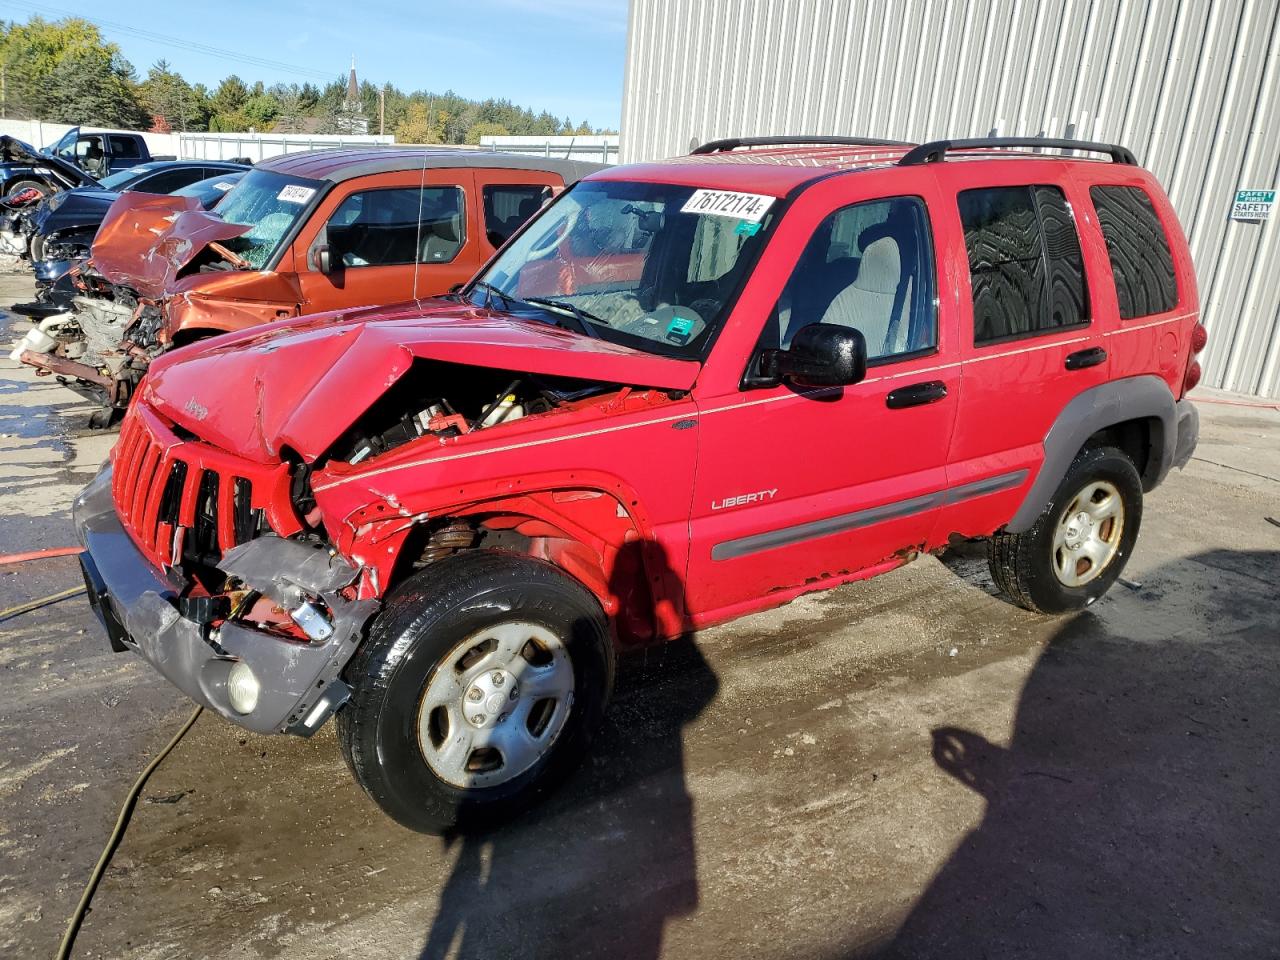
<box><xmin>988</xmin><ymin>445</ymin><xmax>1143</xmax><ymax>614</ymax></box>
<box><xmin>337</xmin><ymin>550</ymin><xmax>615</xmax><ymax>833</ymax></box>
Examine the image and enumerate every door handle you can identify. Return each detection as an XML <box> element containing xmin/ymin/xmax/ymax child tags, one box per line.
<box><xmin>886</xmin><ymin>380</ymin><xmax>948</xmax><ymax>409</ymax></box>
<box><xmin>1065</xmin><ymin>346</ymin><xmax>1107</xmax><ymax>370</ymax></box>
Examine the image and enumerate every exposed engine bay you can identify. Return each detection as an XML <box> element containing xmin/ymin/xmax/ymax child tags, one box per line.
<box><xmin>329</xmin><ymin>360</ymin><xmax>611</xmax><ymax>465</ymax></box>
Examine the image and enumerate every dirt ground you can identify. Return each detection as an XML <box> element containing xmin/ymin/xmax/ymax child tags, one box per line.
<box><xmin>1</xmin><ymin>271</ymin><xmax>1277</xmax><ymax>960</ymax></box>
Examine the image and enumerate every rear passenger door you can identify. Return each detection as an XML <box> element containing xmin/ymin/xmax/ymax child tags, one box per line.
<box><xmin>472</xmin><ymin>168</ymin><xmax>565</xmax><ymax>262</ymax></box>
<box><xmin>936</xmin><ymin>165</ymin><xmax>1111</xmax><ymax>538</ymax></box>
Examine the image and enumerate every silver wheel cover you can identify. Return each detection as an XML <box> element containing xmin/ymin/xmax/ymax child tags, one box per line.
<box><xmin>1052</xmin><ymin>479</ymin><xmax>1125</xmax><ymax>587</ymax></box>
<box><xmin>416</xmin><ymin>620</ymin><xmax>575</xmax><ymax>789</ymax></box>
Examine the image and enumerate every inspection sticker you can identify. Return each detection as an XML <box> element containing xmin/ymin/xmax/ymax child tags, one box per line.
<box><xmin>277</xmin><ymin>184</ymin><xmax>316</xmax><ymax>204</ymax></box>
<box><xmin>212</xmin><ymin>181</ymin><xmax>235</xmax><ymax>192</ymax></box>
<box><xmin>1231</xmin><ymin>189</ymin><xmax>1275</xmax><ymax>221</ymax></box>
<box><xmin>681</xmin><ymin>189</ymin><xmax>775</xmax><ymax>222</ymax></box>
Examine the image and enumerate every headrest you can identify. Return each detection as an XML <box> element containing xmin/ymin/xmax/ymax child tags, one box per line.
<box><xmin>855</xmin><ymin>236</ymin><xmax>902</xmax><ymax>295</ymax></box>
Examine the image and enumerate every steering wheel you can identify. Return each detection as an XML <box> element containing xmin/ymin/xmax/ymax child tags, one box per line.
<box><xmin>527</xmin><ymin>206</ymin><xmax>579</xmax><ymax>259</ymax></box>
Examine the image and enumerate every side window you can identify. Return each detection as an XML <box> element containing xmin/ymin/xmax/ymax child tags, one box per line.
<box><xmin>772</xmin><ymin>196</ymin><xmax>937</xmax><ymax>361</ymax></box>
<box><xmin>325</xmin><ymin>187</ymin><xmax>464</xmax><ymax>268</ymax></box>
<box><xmin>1089</xmin><ymin>185</ymin><xmax>1178</xmax><ymax>318</ymax></box>
<box><xmin>135</xmin><ymin>168</ymin><xmax>209</xmax><ymax>194</ymax></box>
<box><xmin>959</xmin><ymin>185</ymin><xmax>1088</xmax><ymax>344</ymax></box>
<box><xmin>483</xmin><ymin>184</ymin><xmax>551</xmax><ymax>247</ymax></box>
<box><xmin>110</xmin><ymin>136</ymin><xmax>142</xmax><ymax>160</ymax></box>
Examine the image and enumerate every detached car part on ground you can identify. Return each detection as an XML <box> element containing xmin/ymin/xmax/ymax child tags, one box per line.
<box><xmin>13</xmin><ymin>148</ymin><xmax>604</xmax><ymax>418</ymax></box>
<box><xmin>11</xmin><ymin>167</ymin><xmax>248</xmax><ymax>324</ymax></box>
<box><xmin>76</xmin><ymin>135</ymin><xmax>1204</xmax><ymax>832</ymax></box>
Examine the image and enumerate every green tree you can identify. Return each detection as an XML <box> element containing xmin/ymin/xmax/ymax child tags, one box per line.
<box><xmin>140</xmin><ymin>60</ymin><xmax>208</xmax><ymax>132</ymax></box>
<box><xmin>0</xmin><ymin>16</ymin><xmax>144</xmax><ymax>124</ymax></box>
<box><xmin>395</xmin><ymin>101</ymin><xmax>446</xmax><ymax>144</ymax></box>
<box><xmin>242</xmin><ymin>93</ymin><xmax>279</xmax><ymax>130</ymax></box>
<box><xmin>465</xmin><ymin>120</ymin><xmax>509</xmax><ymax>145</ymax></box>
<box><xmin>210</xmin><ymin>75</ymin><xmax>249</xmax><ymax>115</ymax></box>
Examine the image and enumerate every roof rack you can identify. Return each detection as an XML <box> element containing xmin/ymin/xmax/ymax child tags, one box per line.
<box><xmin>899</xmin><ymin>137</ymin><xmax>1138</xmax><ymax>166</ymax></box>
<box><xmin>691</xmin><ymin>135</ymin><xmax>912</xmax><ymax>154</ymax></box>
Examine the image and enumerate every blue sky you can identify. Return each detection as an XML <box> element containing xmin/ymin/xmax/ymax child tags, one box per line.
<box><xmin>11</xmin><ymin>0</ymin><xmax>631</xmax><ymax>129</ymax></box>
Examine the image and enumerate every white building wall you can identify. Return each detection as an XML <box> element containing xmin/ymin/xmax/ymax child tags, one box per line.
<box><xmin>621</xmin><ymin>0</ymin><xmax>1280</xmax><ymax>398</ymax></box>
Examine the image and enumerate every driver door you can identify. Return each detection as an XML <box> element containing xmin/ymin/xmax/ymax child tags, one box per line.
<box><xmin>683</xmin><ymin>179</ymin><xmax>960</xmax><ymax>624</ymax></box>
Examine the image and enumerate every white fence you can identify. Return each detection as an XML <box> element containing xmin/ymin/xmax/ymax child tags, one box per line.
<box><xmin>479</xmin><ymin>135</ymin><xmax>619</xmax><ymax>164</ymax></box>
<box><xmin>0</xmin><ymin>118</ymin><xmax>395</xmax><ymax>163</ymax></box>
<box><xmin>178</xmin><ymin>131</ymin><xmax>394</xmax><ymax>163</ymax></box>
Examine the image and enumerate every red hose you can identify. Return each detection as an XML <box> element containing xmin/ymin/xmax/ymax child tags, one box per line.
<box><xmin>0</xmin><ymin>546</ymin><xmax>83</xmax><ymax>565</ymax></box>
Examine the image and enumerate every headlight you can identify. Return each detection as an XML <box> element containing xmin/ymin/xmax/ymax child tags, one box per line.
<box><xmin>227</xmin><ymin>661</ymin><xmax>260</xmax><ymax>714</ymax></box>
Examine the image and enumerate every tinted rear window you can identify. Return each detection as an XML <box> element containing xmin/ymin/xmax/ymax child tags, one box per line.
<box><xmin>959</xmin><ymin>185</ymin><xmax>1088</xmax><ymax>344</ymax></box>
<box><xmin>1090</xmin><ymin>185</ymin><xmax>1179</xmax><ymax>319</ymax></box>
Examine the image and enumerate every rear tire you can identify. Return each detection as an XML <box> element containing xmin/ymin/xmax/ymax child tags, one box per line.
<box><xmin>337</xmin><ymin>550</ymin><xmax>615</xmax><ymax>833</ymax></box>
<box><xmin>988</xmin><ymin>445</ymin><xmax>1142</xmax><ymax>614</ymax></box>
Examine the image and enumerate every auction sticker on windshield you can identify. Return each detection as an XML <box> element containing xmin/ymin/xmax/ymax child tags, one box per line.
<box><xmin>681</xmin><ymin>189</ymin><xmax>775</xmax><ymax>222</ymax></box>
<box><xmin>277</xmin><ymin>185</ymin><xmax>316</xmax><ymax>204</ymax></box>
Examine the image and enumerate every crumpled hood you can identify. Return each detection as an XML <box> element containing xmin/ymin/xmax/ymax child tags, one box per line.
<box><xmin>90</xmin><ymin>192</ymin><xmax>251</xmax><ymax>298</ymax></box>
<box><xmin>141</xmin><ymin>300</ymin><xmax>701</xmax><ymax>464</ymax></box>
<box><xmin>0</xmin><ymin>135</ymin><xmax>98</xmax><ymax>189</ymax></box>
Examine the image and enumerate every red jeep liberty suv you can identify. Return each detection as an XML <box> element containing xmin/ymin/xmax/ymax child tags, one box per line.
<box><xmin>76</xmin><ymin>136</ymin><xmax>1204</xmax><ymax>831</ymax></box>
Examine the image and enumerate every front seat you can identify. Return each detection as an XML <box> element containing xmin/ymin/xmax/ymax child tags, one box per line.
<box><xmin>820</xmin><ymin>235</ymin><xmax>912</xmax><ymax>358</ymax></box>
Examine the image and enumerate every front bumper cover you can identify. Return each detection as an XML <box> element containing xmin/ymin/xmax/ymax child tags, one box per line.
<box><xmin>74</xmin><ymin>466</ymin><xmax>378</xmax><ymax>735</ymax></box>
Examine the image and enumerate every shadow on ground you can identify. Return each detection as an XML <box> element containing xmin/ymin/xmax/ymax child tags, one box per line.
<box><xmin>863</xmin><ymin>548</ymin><xmax>1280</xmax><ymax>960</ymax></box>
<box><xmin>418</xmin><ymin>635</ymin><xmax>719</xmax><ymax>959</ymax></box>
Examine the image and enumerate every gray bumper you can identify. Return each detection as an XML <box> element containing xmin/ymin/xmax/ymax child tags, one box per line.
<box><xmin>1172</xmin><ymin>398</ymin><xmax>1199</xmax><ymax>470</ymax></box>
<box><xmin>74</xmin><ymin>466</ymin><xmax>377</xmax><ymax>736</ymax></box>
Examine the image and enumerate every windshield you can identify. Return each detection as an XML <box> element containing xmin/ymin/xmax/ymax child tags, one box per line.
<box><xmin>213</xmin><ymin>168</ymin><xmax>325</xmax><ymax>269</ymax></box>
<box><xmin>469</xmin><ymin>180</ymin><xmax>778</xmax><ymax>358</ymax></box>
<box><xmin>97</xmin><ymin>167</ymin><xmax>149</xmax><ymax>190</ymax></box>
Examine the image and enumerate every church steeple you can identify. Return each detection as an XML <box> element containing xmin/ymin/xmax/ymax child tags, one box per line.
<box><xmin>347</xmin><ymin>55</ymin><xmax>359</xmax><ymax>104</ymax></box>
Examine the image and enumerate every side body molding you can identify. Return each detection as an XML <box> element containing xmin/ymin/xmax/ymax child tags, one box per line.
<box><xmin>1006</xmin><ymin>375</ymin><xmax>1178</xmax><ymax>533</ymax></box>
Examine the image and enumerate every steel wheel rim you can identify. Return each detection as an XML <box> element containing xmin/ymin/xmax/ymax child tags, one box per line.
<box><xmin>417</xmin><ymin>620</ymin><xmax>575</xmax><ymax>789</ymax></box>
<box><xmin>1052</xmin><ymin>479</ymin><xmax>1125</xmax><ymax>587</ymax></box>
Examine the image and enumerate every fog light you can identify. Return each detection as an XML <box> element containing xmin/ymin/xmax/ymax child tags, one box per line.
<box><xmin>227</xmin><ymin>660</ymin><xmax>260</xmax><ymax>715</ymax></box>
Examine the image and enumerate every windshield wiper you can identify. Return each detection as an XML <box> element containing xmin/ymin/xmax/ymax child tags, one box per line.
<box><xmin>471</xmin><ymin>280</ymin><xmax>516</xmax><ymax>312</ymax></box>
<box><xmin>524</xmin><ymin>297</ymin><xmax>609</xmax><ymax>339</ymax></box>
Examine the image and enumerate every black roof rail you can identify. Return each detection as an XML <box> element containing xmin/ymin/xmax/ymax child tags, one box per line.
<box><xmin>692</xmin><ymin>135</ymin><xmax>912</xmax><ymax>155</ymax></box>
<box><xmin>899</xmin><ymin>137</ymin><xmax>1138</xmax><ymax>166</ymax></box>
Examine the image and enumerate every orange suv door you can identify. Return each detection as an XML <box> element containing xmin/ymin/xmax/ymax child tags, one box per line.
<box><xmin>293</xmin><ymin>170</ymin><xmax>477</xmax><ymax>312</ymax></box>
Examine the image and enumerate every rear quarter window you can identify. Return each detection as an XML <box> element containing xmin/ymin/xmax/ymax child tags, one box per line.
<box><xmin>1089</xmin><ymin>185</ymin><xmax>1179</xmax><ymax>318</ymax></box>
<box><xmin>958</xmin><ymin>185</ymin><xmax>1089</xmax><ymax>344</ymax></box>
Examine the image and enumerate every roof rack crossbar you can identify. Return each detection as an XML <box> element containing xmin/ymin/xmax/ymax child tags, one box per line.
<box><xmin>692</xmin><ymin>135</ymin><xmax>912</xmax><ymax>154</ymax></box>
<box><xmin>899</xmin><ymin>137</ymin><xmax>1138</xmax><ymax>166</ymax></box>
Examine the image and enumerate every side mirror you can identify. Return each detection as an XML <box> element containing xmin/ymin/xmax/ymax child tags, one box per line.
<box><xmin>311</xmin><ymin>243</ymin><xmax>334</xmax><ymax>274</ymax></box>
<box><xmin>762</xmin><ymin>323</ymin><xmax>867</xmax><ymax>388</ymax></box>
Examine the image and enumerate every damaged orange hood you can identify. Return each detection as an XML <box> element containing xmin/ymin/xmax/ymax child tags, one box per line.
<box><xmin>90</xmin><ymin>193</ymin><xmax>252</xmax><ymax>299</ymax></box>
<box><xmin>141</xmin><ymin>300</ymin><xmax>701</xmax><ymax>464</ymax></box>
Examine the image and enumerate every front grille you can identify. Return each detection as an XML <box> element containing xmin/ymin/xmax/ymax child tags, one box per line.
<box><xmin>111</xmin><ymin>405</ymin><xmax>290</xmax><ymax>570</ymax></box>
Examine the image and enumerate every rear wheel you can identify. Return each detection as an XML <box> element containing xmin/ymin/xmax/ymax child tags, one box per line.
<box><xmin>988</xmin><ymin>445</ymin><xmax>1142</xmax><ymax>613</ymax></box>
<box><xmin>337</xmin><ymin>550</ymin><xmax>615</xmax><ymax>833</ymax></box>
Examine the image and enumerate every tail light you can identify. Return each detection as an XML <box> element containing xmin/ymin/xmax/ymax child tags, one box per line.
<box><xmin>1191</xmin><ymin>322</ymin><xmax>1208</xmax><ymax>354</ymax></box>
<box><xmin>1184</xmin><ymin>359</ymin><xmax>1202</xmax><ymax>392</ymax></box>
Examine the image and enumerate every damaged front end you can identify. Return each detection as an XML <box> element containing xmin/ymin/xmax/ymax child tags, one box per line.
<box><xmin>76</xmin><ymin>462</ymin><xmax>378</xmax><ymax>736</ymax></box>
<box><xmin>12</xmin><ymin>193</ymin><xmax>291</xmax><ymax>416</ymax></box>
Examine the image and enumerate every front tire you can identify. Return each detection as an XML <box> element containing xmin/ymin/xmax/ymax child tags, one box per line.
<box><xmin>337</xmin><ymin>550</ymin><xmax>615</xmax><ymax>833</ymax></box>
<box><xmin>988</xmin><ymin>445</ymin><xmax>1143</xmax><ymax>614</ymax></box>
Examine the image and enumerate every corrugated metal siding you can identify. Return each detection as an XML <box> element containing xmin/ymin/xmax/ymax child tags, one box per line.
<box><xmin>621</xmin><ymin>0</ymin><xmax>1280</xmax><ymax>397</ymax></box>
